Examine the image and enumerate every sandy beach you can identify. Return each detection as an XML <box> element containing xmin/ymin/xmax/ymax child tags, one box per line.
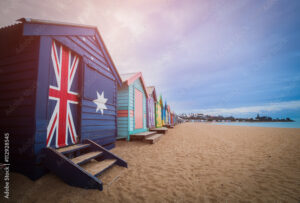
<box><xmin>3</xmin><ymin>123</ymin><xmax>300</xmax><ymax>202</ymax></box>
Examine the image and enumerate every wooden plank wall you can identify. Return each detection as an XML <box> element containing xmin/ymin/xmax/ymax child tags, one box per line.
<box><xmin>51</xmin><ymin>35</ymin><xmax>118</xmax><ymax>148</ymax></box>
<box><xmin>0</xmin><ymin>25</ymin><xmax>39</xmax><ymax>159</ymax></box>
<box><xmin>147</xmin><ymin>95</ymin><xmax>155</xmax><ymax>128</ymax></box>
<box><xmin>128</xmin><ymin>79</ymin><xmax>147</xmax><ymax>135</ymax></box>
<box><xmin>117</xmin><ymin>85</ymin><xmax>129</xmax><ymax>139</ymax></box>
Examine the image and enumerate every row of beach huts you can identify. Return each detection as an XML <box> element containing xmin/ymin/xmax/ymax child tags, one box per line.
<box><xmin>117</xmin><ymin>72</ymin><xmax>178</xmax><ymax>143</ymax></box>
<box><xmin>0</xmin><ymin>18</ymin><xmax>179</xmax><ymax>190</ymax></box>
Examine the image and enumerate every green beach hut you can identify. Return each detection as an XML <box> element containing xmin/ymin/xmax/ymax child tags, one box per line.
<box><xmin>117</xmin><ymin>72</ymin><xmax>148</xmax><ymax>140</ymax></box>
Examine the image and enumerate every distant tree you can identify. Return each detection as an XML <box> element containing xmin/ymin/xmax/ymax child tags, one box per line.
<box><xmin>286</xmin><ymin>117</ymin><xmax>291</xmax><ymax>121</ymax></box>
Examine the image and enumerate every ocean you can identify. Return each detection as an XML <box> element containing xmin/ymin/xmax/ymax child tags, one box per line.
<box><xmin>212</xmin><ymin>121</ymin><xmax>300</xmax><ymax>128</ymax></box>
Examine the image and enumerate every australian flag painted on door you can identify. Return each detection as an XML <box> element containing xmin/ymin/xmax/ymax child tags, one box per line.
<box><xmin>46</xmin><ymin>41</ymin><xmax>80</xmax><ymax>148</ymax></box>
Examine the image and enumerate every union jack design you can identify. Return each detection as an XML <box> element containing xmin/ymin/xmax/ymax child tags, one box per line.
<box><xmin>46</xmin><ymin>41</ymin><xmax>80</xmax><ymax>148</ymax></box>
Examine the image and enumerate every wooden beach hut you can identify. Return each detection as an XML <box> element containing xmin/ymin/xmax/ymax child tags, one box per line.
<box><xmin>168</xmin><ymin>105</ymin><xmax>171</xmax><ymax>124</ymax></box>
<box><xmin>162</xmin><ymin>101</ymin><xmax>168</xmax><ymax>126</ymax></box>
<box><xmin>117</xmin><ymin>72</ymin><xmax>149</xmax><ymax>140</ymax></box>
<box><xmin>0</xmin><ymin>18</ymin><xmax>127</xmax><ymax>190</ymax></box>
<box><xmin>155</xmin><ymin>95</ymin><xmax>163</xmax><ymax>128</ymax></box>
<box><xmin>149</xmin><ymin>95</ymin><xmax>168</xmax><ymax>134</ymax></box>
<box><xmin>163</xmin><ymin>103</ymin><xmax>173</xmax><ymax>128</ymax></box>
<box><xmin>165</xmin><ymin>102</ymin><xmax>169</xmax><ymax>125</ymax></box>
<box><xmin>170</xmin><ymin>112</ymin><xmax>174</xmax><ymax>126</ymax></box>
<box><xmin>146</xmin><ymin>86</ymin><xmax>157</xmax><ymax>129</ymax></box>
<box><xmin>161</xmin><ymin>96</ymin><xmax>166</xmax><ymax>125</ymax></box>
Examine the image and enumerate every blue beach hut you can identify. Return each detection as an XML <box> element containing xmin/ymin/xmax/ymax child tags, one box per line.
<box><xmin>0</xmin><ymin>18</ymin><xmax>127</xmax><ymax>190</ymax></box>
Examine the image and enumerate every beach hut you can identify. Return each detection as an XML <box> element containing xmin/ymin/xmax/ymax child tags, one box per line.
<box><xmin>117</xmin><ymin>72</ymin><xmax>148</xmax><ymax>140</ymax></box>
<box><xmin>170</xmin><ymin>112</ymin><xmax>174</xmax><ymax>126</ymax></box>
<box><xmin>164</xmin><ymin>102</ymin><xmax>168</xmax><ymax>125</ymax></box>
<box><xmin>165</xmin><ymin>102</ymin><xmax>170</xmax><ymax>125</ymax></box>
<box><xmin>161</xmin><ymin>96</ymin><xmax>166</xmax><ymax>125</ymax></box>
<box><xmin>0</xmin><ymin>18</ymin><xmax>127</xmax><ymax>190</ymax></box>
<box><xmin>174</xmin><ymin>114</ymin><xmax>180</xmax><ymax>124</ymax></box>
<box><xmin>155</xmin><ymin>96</ymin><xmax>163</xmax><ymax>128</ymax></box>
<box><xmin>168</xmin><ymin>105</ymin><xmax>171</xmax><ymax>124</ymax></box>
<box><xmin>146</xmin><ymin>86</ymin><xmax>157</xmax><ymax>129</ymax></box>
<box><xmin>162</xmin><ymin>100</ymin><xmax>170</xmax><ymax>125</ymax></box>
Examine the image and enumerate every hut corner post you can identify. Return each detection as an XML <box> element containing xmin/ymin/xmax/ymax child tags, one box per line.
<box><xmin>34</xmin><ymin>36</ymin><xmax>52</xmax><ymax>158</ymax></box>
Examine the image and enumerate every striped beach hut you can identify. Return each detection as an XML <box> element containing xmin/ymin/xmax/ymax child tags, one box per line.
<box><xmin>0</xmin><ymin>18</ymin><xmax>127</xmax><ymax>190</ymax></box>
<box><xmin>146</xmin><ymin>86</ymin><xmax>157</xmax><ymax>129</ymax></box>
<box><xmin>117</xmin><ymin>72</ymin><xmax>148</xmax><ymax>140</ymax></box>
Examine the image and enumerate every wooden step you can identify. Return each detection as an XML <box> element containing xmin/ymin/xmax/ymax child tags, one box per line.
<box><xmin>145</xmin><ymin>134</ymin><xmax>163</xmax><ymax>144</ymax></box>
<box><xmin>131</xmin><ymin>131</ymin><xmax>156</xmax><ymax>140</ymax></box>
<box><xmin>42</xmin><ymin>139</ymin><xmax>127</xmax><ymax>191</ymax></box>
<box><xmin>164</xmin><ymin>124</ymin><xmax>174</xmax><ymax>128</ymax></box>
<box><xmin>71</xmin><ymin>151</ymin><xmax>103</xmax><ymax>165</ymax></box>
<box><xmin>56</xmin><ymin>144</ymin><xmax>90</xmax><ymax>154</ymax></box>
<box><xmin>150</xmin><ymin>127</ymin><xmax>168</xmax><ymax>131</ymax></box>
<box><xmin>150</xmin><ymin>127</ymin><xmax>168</xmax><ymax>134</ymax></box>
<box><xmin>82</xmin><ymin>159</ymin><xmax>117</xmax><ymax>176</ymax></box>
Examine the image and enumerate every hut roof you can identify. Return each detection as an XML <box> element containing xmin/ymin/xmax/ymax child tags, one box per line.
<box><xmin>120</xmin><ymin>72</ymin><xmax>137</xmax><ymax>82</ymax></box>
<box><xmin>0</xmin><ymin>18</ymin><xmax>122</xmax><ymax>86</ymax></box>
<box><xmin>120</xmin><ymin>72</ymin><xmax>149</xmax><ymax>98</ymax></box>
<box><xmin>146</xmin><ymin>86</ymin><xmax>157</xmax><ymax>102</ymax></box>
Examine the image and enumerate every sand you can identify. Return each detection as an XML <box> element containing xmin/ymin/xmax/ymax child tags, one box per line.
<box><xmin>3</xmin><ymin>123</ymin><xmax>300</xmax><ymax>202</ymax></box>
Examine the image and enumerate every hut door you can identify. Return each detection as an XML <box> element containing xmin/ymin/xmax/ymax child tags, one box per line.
<box><xmin>135</xmin><ymin>89</ymin><xmax>143</xmax><ymax>129</ymax></box>
<box><xmin>46</xmin><ymin>41</ymin><xmax>80</xmax><ymax>148</ymax></box>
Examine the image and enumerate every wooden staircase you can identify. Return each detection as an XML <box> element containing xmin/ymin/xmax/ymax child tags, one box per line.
<box><xmin>41</xmin><ymin>139</ymin><xmax>127</xmax><ymax>191</ymax></box>
<box><xmin>130</xmin><ymin>131</ymin><xmax>163</xmax><ymax>144</ymax></box>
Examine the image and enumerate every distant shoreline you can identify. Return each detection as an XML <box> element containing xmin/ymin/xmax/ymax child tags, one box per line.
<box><xmin>186</xmin><ymin>120</ymin><xmax>295</xmax><ymax>123</ymax></box>
<box><xmin>180</xmin><ymin>114</ymin><xmax>295</xmax><ymax>123</ymax></box>
<box><xmin>210</xmin><ymin>120</ymin><xmax>300</xmax><ymax>129</ymax></box>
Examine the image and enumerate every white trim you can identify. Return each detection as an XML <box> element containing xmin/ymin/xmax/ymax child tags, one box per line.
<box><xmin>46</xmin><ymin>100</ymin><xmax>59</xmax><ymax>147</ymax></box>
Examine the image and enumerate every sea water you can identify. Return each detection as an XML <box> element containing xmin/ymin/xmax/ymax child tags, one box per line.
<box><xmin>212</xmin><ymin>120</ymin><xmax>300</xmax><ymax>128</ymax></box>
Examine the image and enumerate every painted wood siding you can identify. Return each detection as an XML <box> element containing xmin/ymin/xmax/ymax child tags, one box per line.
<box><xmin>81</xmin><ymin>64</ymin><xmax>117</xmax><ymax>147</ymax></box>
<box><xmin>0</xmin><ymin>26</ymin><xmax>39</xmax><ymax>159</ymax></box>
<box><xmin>155</xmin><ymin>102</ymin><xmax>162</xmax><ymax>128</ymax></box>
<box><xmin>128</xmin><ymin>84</ymin><xmax>134</xmax><ymax>132</ymax></box>
<box><xmin>117</xmin><ymin>85</ymin><xmax>129</xmax><ymax>139</ymax></box>
<box><xmin>45</xmin><ymin>35</ymin><xmax>118</xmax><ymax>148</ymax></box>
<box><xmin>52</xmin><ymin>36</ymin><xmax>115</xmax><ymax>80</ymax></box>
<box><xmin>166</xmin><ymin>109</ymin><xmax>169</xmax><ymax>124</ymax></box>
<box><xmin>128</xmin><ymin>79</ymin><xmax>147</xmax><ymax>135</ymax></box>
<box><xmin>134</xmin><ymin>89</ymin><xmax>143</xmax><ymax>129</ymax></box>
<box><xmin>147</xmin><ymin>95</ymin><xmax>155</xmax><ymax>128</ymax></box>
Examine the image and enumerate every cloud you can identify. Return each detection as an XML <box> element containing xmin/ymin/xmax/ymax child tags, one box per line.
<box><xmin>192</xmin><ymin>100</ymin><xmax>300</xmax><ymax>115</ymax></box>
<box><xmin>1</xmin><ymin>0</ymin><xmax>299</xmax><ymax>116</ymax></box>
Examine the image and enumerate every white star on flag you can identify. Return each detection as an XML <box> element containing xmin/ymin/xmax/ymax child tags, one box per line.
<box><xmin>93</xmin><ymin>91</ymin><xmax>108</xmax><ymax>115</ymax></box>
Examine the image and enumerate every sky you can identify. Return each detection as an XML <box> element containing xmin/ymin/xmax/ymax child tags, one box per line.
<box><xmin>1</xmin><ymin>0</ymin><xmax>300</xmax><ymax>119</ymax></box>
